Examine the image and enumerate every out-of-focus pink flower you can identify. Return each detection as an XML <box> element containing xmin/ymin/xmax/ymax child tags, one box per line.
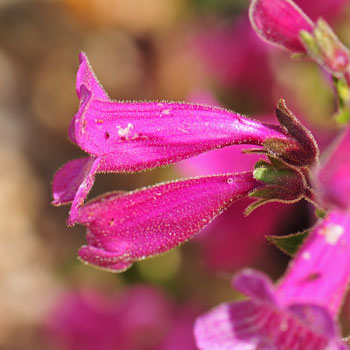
<box><xmin>195</xmin><ymin>119</ymin><xmax>350</xmax><ymax>350</ymax></box>
<box><xmin>195</xmin><ymin>213</ymin><xmax>350</xmax><ymax>349</ymax></box>
<box><xmin>315</xmin><ymin>127</ymin><xmax>350</xmax><ymax>210</ymax></box>
<box><xmin>193</xmin><ymin>18</ymin><xmax>276</xmax><ymax>111</ymax></box>
<box><xmin>44</xmin><ymin>285</ymin><xmax>198</xmax><ymax>350</ymax></box>
<box><xmin>249</xmin><ymin>0</ymin><xmax>350</xmax><ymax>79</ymax></box>
<box><xmin>52</xmin><ymin>53</ymin><xmax>302</xmax><ymax>226</ymax></box>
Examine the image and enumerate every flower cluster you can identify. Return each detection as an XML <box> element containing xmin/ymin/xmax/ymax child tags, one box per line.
<box><xmin>52</xmin><ymin>51</ymin><xmax>318</xmax><ymax>272</ymax></box>
<box><xmin>52</xmin><ymin>0</ymin><xmax>350</xmax><ymax>348</ymax></box>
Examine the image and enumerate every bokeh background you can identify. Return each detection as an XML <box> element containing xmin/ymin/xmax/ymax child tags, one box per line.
<box><xmin>0</xmin><ymin>0</ymin><xmax>349</xmax><ymax>348</ymax></box>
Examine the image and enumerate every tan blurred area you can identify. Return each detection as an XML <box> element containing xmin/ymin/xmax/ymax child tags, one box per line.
<box><xmin>0</xmin><ymin>1</ymin><xmax>206</xmax><ymax>347</ymax></box>
<box><xmin>0</xmin><ymin>0</ymin><xmax>349</xmax><ymax>348</ymax></box>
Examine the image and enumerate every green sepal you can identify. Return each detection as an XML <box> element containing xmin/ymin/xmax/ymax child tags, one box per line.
<box><xmin>266</xmin><ymin>230</ymin><xmax>310</xmax><ymax>256</ymax></box>
<box><xmin>315</xmin><ymin>207</ymin><xmax>326</xmax><ymax>219</ymax></box>
<box><xmin>248</xmin><ymin>185</ymin><xmax>296</xmax><ymax>200</ymax></box>
<box><xmin>253</xmin><ymin>165</ymin><xmax>296</xmax><ymax>185</ymax></box>
<box><xmin>244</xmin><ymin>199</ymin><xmax>269</xmax><ymax>216</ymax></box>
<box><xmin>300</xmin><ymin>30</ymin><xmax>320</xmax><ymax>57</ymax></box>
<box><xmin>333</xmin><ymin>77</ymin><xmax>350</xmax><ymax>125</ymax></box>
<box><xmin>334</xmin><ymin>109</ymin><xmax>350</xmax><ymax>125</ymax></box>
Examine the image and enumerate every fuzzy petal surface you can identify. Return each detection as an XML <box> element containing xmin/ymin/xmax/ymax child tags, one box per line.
<box><xmin>249</xmin><ymin>0</ymin><xmax>314</xmax><ymax>53</ymax></box>
<box><xmin>52</xmin><ymin>157</ymin><xmax>101</xmax><ymax>225</ymax></box>
<box><xmin>71</xmin><ymin>52</ymin><xmax>292</xmax><ymax>173</ymax></box>
<box><xmin>73</xmin><ymin>97</ymin><xmax>292</xmax><ymax>173</ymax></box>
<box><xmin>277</xmin><ymin>210</ymin><xmax>350</xmax><ymax>316</ymax></box>
<box><xmin>75</xmin><ymin>172</ymin><xmax>262</xmax><ymax>272</ymax></box>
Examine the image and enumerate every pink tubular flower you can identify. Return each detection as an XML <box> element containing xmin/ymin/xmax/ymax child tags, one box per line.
<box><xmin>44</xmin><ymin>285</ymin><xmax>198</xmax><ymax>350</ymax></box>
<box><xmin>75</xmin><ymin>172</ymin><xmax>264</xmax><ymax>272</ymax></box>
<box><xmin>52</xmin><ymin>53</ymin><xmax>316</xmax><ymax>226</ymax></box>
<box><xmin>249</xmin><ymin>0</ymin><xmax>350</xmax><ymax>79</ymax></box>
<box><xmin>195</xmin><ymin>123</ymin><xmax>350</xmax><ymax>350</ymax></box>
<box><xmin>52</xmin><ymin>53</ymin><xmax>319</xmax><ymax>272</ymax></box>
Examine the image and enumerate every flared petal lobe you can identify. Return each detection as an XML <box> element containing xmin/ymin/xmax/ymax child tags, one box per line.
<box><xmin>195</xmin><ymin>270</ymin><xmax>347</xmax><ymax>350</ymax></box>
<box><xmin>249</xmin><ymin>0</ymin><xmax>314</xmax><ymax>53</ymax></box>
<box><xmin>75</xmin><ymin>172</ymin><xmax>262</xmax><ymax>272</ymax></box>
<box><xmin>52</xmin><ymin>157</ymin><xmax>101</xmax><ymax>225</ymax></box>
<box><xmin>69</xmin><ymin>52</ymin><xmax>110</xmax><ymax>144</ymax></box>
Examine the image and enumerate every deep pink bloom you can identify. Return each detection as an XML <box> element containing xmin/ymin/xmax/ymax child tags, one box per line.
<box><xmin>249</xmin><ymin>0</ymin><xmax>350</xmax><ymax>78</ymax></box>
<box><xmin>52</xmin><ymin>53</ymin><xmax>302</xmax><ymax>225</ymax></box>
<box><xmin>195</xmin><ymin>210</ymin><xmax>350</xmax><ymax>350</ymax></box>
<box><xmin>75</xmin><ymin>172</ymin><xmax>263</xmax><ymax>272</ymax></box>
<box><xmin>44</xmin><ymin>285</ymin><xmax>198</xmax><ymax>350</ymax></box>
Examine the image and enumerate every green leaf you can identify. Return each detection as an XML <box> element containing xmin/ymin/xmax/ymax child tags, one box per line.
<box><xmin>266</xmin><ymin>230</ymin><xmax>309</xmax><ymax>256</ymax></box>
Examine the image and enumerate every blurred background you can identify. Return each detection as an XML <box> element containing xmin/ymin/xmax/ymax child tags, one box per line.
<box><xmin>0</xmin><ymin>0</ymin><xmax>349</xmax><ymax>348</ymax></box>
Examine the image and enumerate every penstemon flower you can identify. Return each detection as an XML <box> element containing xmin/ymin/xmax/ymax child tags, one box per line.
<box><xmin>52</xmin><ymin>53</ymin><xmax>318</xmax><ymax>271</ymax></box>
<box><xmin>192</xmin><ymin>1</ymin><xmax>350</xmax><ymax>348</ymax></box>
<box><xmin>194</xmin><ymin>127</ymin><xmax>350</xmax><ymax>350</ymax></box>
<box><xmin>53</xmin><ymin>53</ymin><xmax>313</xmax><ymax>226</ymax></box>
<box><xmin>44</xmin><ymin>285</ymin><xmax>198</xmax><ymax>350</ymax></box>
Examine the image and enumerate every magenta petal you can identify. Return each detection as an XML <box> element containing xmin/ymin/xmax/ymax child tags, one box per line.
<box><xmin>233</xmin><ymin>269</ymin><xmax>276</xmax><ymax>304</ymax></box>
<box><xmin>69</xmin><ymin>53</ymin><xmax>109</xmax><ymax>145</ymax></box>
<box><xmin>194</xmin><ymin>299</ymin><xmax>338</xmax><ymax>350</ymax></box>
<box><xmin>195</xmin><ymin>291</ymin><xmax>345</xmax><ymax>350</ymax></box>
<box><xmin>249</xmin><ymin>0</ymin><xmax>314</xmax><ymax>53</ymax></box>
<box><xmin>195</xmin><ymin>301</ymin><xmax>263</xmax><ymax>350</ymax></box>
<box><xmin>72</xmin><ymin>96</ymin><xmax>291</xmax><ymax>173</ymax></box>
<box><xmin>52</xmin><ymin>157</ymin><xmax>98</xmax><ymax>206</ymax></box>
<box><xmin>315</xmin><ymin>127</ymin><xmax>350</xmax><ymax>210</ymax></box>
<box><xmin>277</xmin><ymin>210</ymin><xmax>350</xmax><ymax>316</ymax></box>
<box><xmin>288</xmin><ymin>304</ymin><xmax>336</xmax><ymax>338</ymax></box>
<box><xmin>52</xmin><ymin>157</ymin><xmax>101</xmax><ymax>225</ymax></box>
<box><xmin>69</xmin><ymin>53</ymin><xmax>292</xmax><ymax>173</ymax></box>
<box><xmin>78</xmin><ymin>244</ymin><xmax>133</xmax><ymax>273</ymax></box>
<box><xmin>75</xmin><ymin>172</ymin><xmax>262</xmax><ymax>272</ymax></box>
<box><xmin>76</xmin><ymin>52</ymin><xmax>109</xmax><ymax>101</ymax></box>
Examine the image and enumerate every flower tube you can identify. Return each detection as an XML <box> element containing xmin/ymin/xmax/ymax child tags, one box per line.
<box><xmin>74</xmin><ymin>172</ymin><xmax>264</xmax><ymax>272</ymax></box>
